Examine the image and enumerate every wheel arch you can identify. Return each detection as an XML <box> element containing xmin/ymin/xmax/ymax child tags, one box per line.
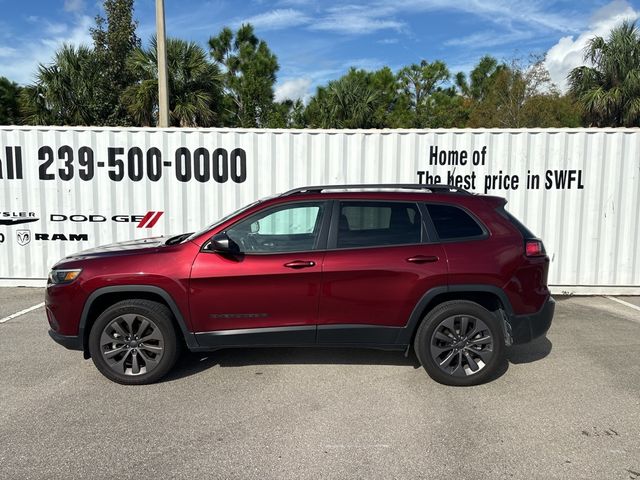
<box><xmin>79</xmin><ymin>285</ymin><xmax>198</xmax><ymax>358</ymax></box>
<box><xmin>397</xmin><ymin>285</ymin><xmax>514</xmax><ymax>346</ymax></box>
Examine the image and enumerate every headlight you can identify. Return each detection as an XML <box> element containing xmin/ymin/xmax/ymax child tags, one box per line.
<box><xmin>48</xmin><ymin>269</ymin><xmax>82</xmax><ymax>285</ymax></box>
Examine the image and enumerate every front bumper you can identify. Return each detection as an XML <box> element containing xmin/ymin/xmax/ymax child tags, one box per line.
<box><xmin>507</xmin><ymin>296</ymin><xmax>555</xmax><ymax>345</ymax></box>
<box><xmin>48</xmin><ymin>329</ymin><xmax>83</xmax><ymax>351</ymax></box>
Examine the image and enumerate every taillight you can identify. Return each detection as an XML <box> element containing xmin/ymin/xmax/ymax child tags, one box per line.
<box><xmin>525</xmin><ymin>239</ymin><xmax>545</xmax><ymax>257</ymax></box>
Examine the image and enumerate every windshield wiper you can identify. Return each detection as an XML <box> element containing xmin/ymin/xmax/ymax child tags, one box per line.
<box><xmin>164</xmin><ymin>233</ymin><xmax>193</xmax><ymax>245</ymax></box>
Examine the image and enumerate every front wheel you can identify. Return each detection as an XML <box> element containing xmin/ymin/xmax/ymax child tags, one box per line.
<box><xmin>414</xmin><ymin>300</ymin><xmax>504</xmax><ymax>386</ymax></box>
<box><xmin>89</xmin><ymin>299</ymin><xmax>180</xmax><ymax>385</ymax></box>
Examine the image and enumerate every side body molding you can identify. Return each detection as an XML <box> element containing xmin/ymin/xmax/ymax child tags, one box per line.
<box><xmin>79</xmin><ymin>284</ymin><xmax>515</xmax><ymax>353</ymax></box>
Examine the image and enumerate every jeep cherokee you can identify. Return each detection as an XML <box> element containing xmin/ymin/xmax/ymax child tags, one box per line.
<box><xmin>46</xmin><ymin>184</ymin><xmax>554</xmax><ymax>386</ymax></box>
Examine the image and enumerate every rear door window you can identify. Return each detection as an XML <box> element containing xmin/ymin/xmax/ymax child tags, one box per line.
<box><xmin>336</xmin><ymin>201</ymin><xmax>422</xmax><ymax>248</ymax></box>
<box><xmin>426</xmin><ymin>204</ymin><xmax>485</xmax><ymax>240</ymax></box>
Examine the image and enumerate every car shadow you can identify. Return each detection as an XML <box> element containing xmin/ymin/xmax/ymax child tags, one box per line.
<box><xmin>164</xmin><ymin>337</ymin><xmax>553</xmax><ymax>384</ymax></box>
<box><xmin>164</xmin><ymin>347</ymin><xmax>422</xmax><ymax>382</ymax></box>
<box><xmin>478</xmin><ymin>336</ymin><xmax>553</xmax><ymax>384</ymax></box>
<box><xmin>506</xmin><ymin>336</ymin><xmax>553</xmax><ymax>364</ymax></box>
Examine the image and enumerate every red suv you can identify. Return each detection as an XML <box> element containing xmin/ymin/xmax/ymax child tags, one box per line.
<box><xmin>46</xmin><ymin>184</ymin><xmax>554</xmax><ymax>386</ymax></box>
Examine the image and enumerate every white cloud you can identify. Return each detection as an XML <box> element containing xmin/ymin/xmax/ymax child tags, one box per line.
<box><xmin>64</xmin><ymin>0</ymin><xmax>86</xmax><ymax>13</ymax></box>
<box><xmin>275</xmin><ymin>77</ymin><xmax>312</xmax><ymax>102</ymax></box>
<box><xmin>0</xmin><ymin>15</ymin><xmax>93</xmax><ymax>85</ymax></box>
<box><xmin>311</xmin><ymin>5</ymin><xmax>405</xmax><ymax>34</ymax></box>
<box><xmin>239</xmin><ymin>4</ymin><xmax>404</xmax><ymax>36</ymax></box>
<box><xmin>545</xmin><ymin>0</ymin><xmax>639</xmax><ymax>91</ymax></box>
<box><xmin>277</xmin><ymin>0</ymin><xmax>314</xmax><ymax>5</ymax></box>
<box><xmin>392</xmin><ymin>0</ymin><xmax>583</xmax><ymax>33</ymax></box>
<box><xmin>242</xmin><ymin>0</ymin><xmax>583</xmax><ymax>39</ymax></box>
<box><xmin>447</xmin><ymin>61</ymin><xmax>476</xmax><ymax>76</ymax></box>
<box><xmin>444</xmin><ymin>29</ymin><xmax>533</xmax><ymax>49</ymax></box>
<box><xmin>239</xmin><ymin>8</ymin><xmax>311</xmax><ymax>31</ymax></box>
<box><xmin>0</xmin><ymin>46</ymin><xmax>17</xmax><ymax>57</ymax></box>
<box><xmin>45</xmin><ymin>22</ymin><xmax>68</xmax><ymax>35</ymax></box>
<box><xmin>342</xmin><ymin>57</ymin><xmax>385</xmax><ymax>71</ymax></box>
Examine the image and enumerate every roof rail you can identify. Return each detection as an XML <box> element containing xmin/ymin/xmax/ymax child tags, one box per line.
<box><xmin>281</xmin><ymin>184</ymin><xmax>471</xmax><ymax>196</ymax></box>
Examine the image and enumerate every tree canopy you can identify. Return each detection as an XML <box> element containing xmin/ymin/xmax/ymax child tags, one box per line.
<box><xmin>91</xmin><ymin>0</ymin><xmax>140</xmax><ymax>125</ymax></box>
<box><xmin>0</xmin><ymin>77</ymin><xmax>21</xmax><ymax>125</ymax></box>
<box><xmin>123</xmin><ymin>37</ymin><xmax>222</xmax><ymax>127</ymax></box>
<box><xmin>568</xmin><ymin>20</ymin><xmax>640</xmax><ymax>127</ymax></box>
<box><xmin>20</xmin><ymin>45</ymin><xmax>106</xmax><ymax>125</ymax></box>
<box><xmin>1</xmin><ymin>2</ymin><xmax>637</xmax><ymax>129</ymax></box>
<box><xmin>209</xmin><ymin>24</ymin><xmax>279</xmax><ymax>127</ymax></box>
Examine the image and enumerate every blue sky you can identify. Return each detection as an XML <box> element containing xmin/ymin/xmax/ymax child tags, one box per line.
<box><xmin>1</xmin><ymin>0</ymin><xmax>639</xmax><ymax>99</ymax></box>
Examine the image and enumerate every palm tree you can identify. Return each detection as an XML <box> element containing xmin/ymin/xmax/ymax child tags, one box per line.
<box><xmin>21</xmin><ymin>45</ymin><xmax>107</xmax><ymax>125</ymax></box>
<box><xmin>568</xmin><ymin>20</ymin><xmax>640</xmax><ymax>127</ymax></box>
<box><xmin>123</xmin><ymin>37</ymin><xmax>222</xmax><ymax>127</ymax></box>
<box><xmin>305</xmin><ymin>68</ymin><xmax>378</xmax><ymax>129</ymax></box>
<box><xmin>326</xmin><ymin>71</ymin><xmax>378</xmax><ymax>128</ymax></box>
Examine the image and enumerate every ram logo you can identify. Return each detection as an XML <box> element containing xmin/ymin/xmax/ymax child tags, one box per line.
<box><xmin>16</xmin><ymin>229</ymin><xmax>31</xmax><ymax>246</ymax></box>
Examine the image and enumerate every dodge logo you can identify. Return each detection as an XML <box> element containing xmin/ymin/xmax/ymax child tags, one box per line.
<box><xmin>49</xmin><ymin>211</ymin><xmax>164</xmax><ymax>228</ymax></box>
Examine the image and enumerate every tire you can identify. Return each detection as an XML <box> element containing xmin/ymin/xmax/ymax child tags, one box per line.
<box><xmin>89</xmin><ymin>299</ymin><xmax>181</xmax><ymax>385</ymax></box>
<box><xmin>414</xmin><ymin>300</ymin><xmax>504</xmax><ymax>386</ymax></box>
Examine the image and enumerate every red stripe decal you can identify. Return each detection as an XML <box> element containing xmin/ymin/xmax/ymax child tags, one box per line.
<box><xmin>146</xmin><ymin>211</ymin><xmax>164</xmax><ymax>228</ymax></box>
<box><xmin>137</xmin><ymin>211</ymin><xmax>154</xmax><ymax>228</ymax></box>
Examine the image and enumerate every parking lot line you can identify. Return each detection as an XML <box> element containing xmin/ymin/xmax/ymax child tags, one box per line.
<box><xmin>605</xmin><ymin>296</ymin><xmax>640</xmax><ymax>320</ymax></box>
<box><xmin>0</xmin><ymin>302</ymin><xmax>45</xmax><ymax>324</ymax></box>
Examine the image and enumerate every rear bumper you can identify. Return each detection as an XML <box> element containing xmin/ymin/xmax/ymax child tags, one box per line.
<box><xmin>507</xmin><ymin>296</ymin><xmax>555</xmax><ymax>345</ymax></box>
<box><xmin>48</xmin><ymin>329</ymin><xmax>83</xmax><ymax>351</ymax></box>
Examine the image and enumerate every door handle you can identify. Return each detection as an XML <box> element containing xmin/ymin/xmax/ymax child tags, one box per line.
<box><xmin>406</xmin><ymin>255</ymin><xmax>439</xmax><ymax>264</ymax></box>
<box><xmin>284</xmin><ymin>260</ymin><xmax>316</xmax><ymax>269</ymax></box>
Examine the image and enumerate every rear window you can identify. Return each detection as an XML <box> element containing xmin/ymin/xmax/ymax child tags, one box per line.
<box><xmin>426</xmin><ymin>204</ymin><xmax>484</xmax><ymax>240</ymax></box>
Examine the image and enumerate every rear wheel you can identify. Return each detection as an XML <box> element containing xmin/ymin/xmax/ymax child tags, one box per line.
<box><xmin>414</xmin><ymin>300</ymin><xmax>504</xmax><ymax>386</ymax></box>
<box><xmin>89</xmin><ymin>299</ymin><xmax>180</xmax><ymax>385</ymax></box>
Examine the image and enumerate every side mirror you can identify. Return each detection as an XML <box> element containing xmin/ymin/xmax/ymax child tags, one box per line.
<box><xmin>208</xmin><ymin>233</ymin><xmax>240</xmax><ymax>254</ymax></box>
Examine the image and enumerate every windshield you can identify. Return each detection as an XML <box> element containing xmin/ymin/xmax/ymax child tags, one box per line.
<box><xmin>184</xmin><ymin>199</ymin><xmax>263</xmax><ymax>242</ymax></box>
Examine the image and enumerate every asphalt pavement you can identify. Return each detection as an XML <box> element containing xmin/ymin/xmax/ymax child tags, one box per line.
<box><xmin>0</xmin><ymin>289</ymin><xmax>639</xmax><ymax>479</ymax></box>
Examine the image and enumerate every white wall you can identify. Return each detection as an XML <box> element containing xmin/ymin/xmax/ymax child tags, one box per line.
<box><xmin>1</xmin><ymin>126</ymin><xmax>639</xmax><ymax>293</ymax></box>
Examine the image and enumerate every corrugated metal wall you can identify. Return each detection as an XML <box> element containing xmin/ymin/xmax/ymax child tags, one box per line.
<box><xmin>1</xmin><ymin>126</ymin><xmax>639</xmax><ymax>293</ymax></box>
